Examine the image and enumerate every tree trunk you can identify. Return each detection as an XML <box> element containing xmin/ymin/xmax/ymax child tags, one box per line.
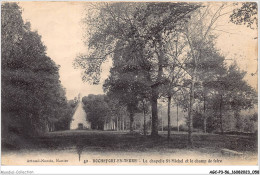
<box><xmin>129</xmin><ymin>110</ymin><xmax>134</xmax><ymax>133</ymax></box>
<box><xmin>167</xmin><ymin>96</ymin><xmax>171</xmax><ymax>141</ymax></box>
<box><xmin>46</xmin><ymin>122</ymin><xmax>50</xmax><ymax>132</ymax></box>
<box><xmin>219</xmin><ymin>95</ymin><xmax>223</xmax><ymax>134</ymax></box>
<box><xmin>116</xmin><ymin>116</ymin><xmax>119</xmax><ymax>131</ymax></box>
<box><xmin>203</xmin><ymin>93</ymin><xmax>207</xmax><ymax>133</ymax></box>
<box><xmin>143</xmin><ymin>101</ymin><xmax>147</xmax><ymax>136</ymax></box>
<box><xmin>161</xmin><ymin>110</ymin><xmax>163</xmax><ymax>132</ymax></box>
<box><xmin>188</xmin><ymin>75</ymin><xmax>195</xmax><ymax>147</ymax></box>
<box><xmin>177</xmin><ymin>103</ymin><xmax>179</xmax><ymax>132</ymax></box>
<box><xmin>234</xmin><ymin>110</ymin><xmax>241</xmax><ymax>132</ymax></box>
<box><xmin>151</xmin><ymin>86</ymin><xmax>159</xmax><ymax>137</ymax></box>
<box><xmin>120</xmin><ymin>117</ymin><xmax>122</xmax><ymax>131</ymax></box>
<box><xmin>122</xmin><ymin>117</ymin><xmax>125</xmax><ymax>131</ymax></box>
<box><xmin>203</xmin><ymin>118</ymin><xmax>207</xmax><ymax>133</ymax></box>
<box><xmin>151</xmin><ymin>35</ymin><xmax>163</xmax><ymax>137</ymax></box>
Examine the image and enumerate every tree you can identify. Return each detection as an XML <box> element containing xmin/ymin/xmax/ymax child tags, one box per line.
<box><xmin>219</xmin><ymin>63</ymin><xmax>256</xmax><ymax>133</ymax></box>
<box><xmin>195</xmin><ymin>61</ymin><xmax>257</xmax><ymax>134</ymax></box>
<box><xmin>82</xmin><ymin>94</ymin><xmax>110</xmax><ymax>130</ymax></box>
<box><xmin>181</xmin><ymin>3</ymin><xmax>230</xmax><ymax>146</ymax></box>
<box><xmin>55</xmin><ymin>99</ymin><xmax>75</xmax><ymax>131</ymax></box>
<box><xmin>230</xmin><ymin>2</ymin><xmax>258</xmax><ymax>29</ymax></box>
<box><xmin>2</xmin><ymin>2</ymin><xmax>70</xmax><ymax>147</ymax></box>
<box><xmin>75</xmin><ymin>2</ymin><xmax>200</xmax><ymax>137</ymax></box>
<box><xmin>196</xmin><ymin>41</ymin><xmax>226</xmax><ymax>133</ymax></box>
<box><xmin>160</xmin><ymin>30</ymin><xmax>188</xmax><ymax>140</ymax></box>
<box><xmin>106</xmin><ymin>98</ymin><xmax>128</xmax><ymax>131</ymax></box>
<box><xmin>82</xmin><ymin>94</ymin><xmax>128</xmax><ymax>131</ymax></box>
<box><xmin>103</xmin><ymin>66</ymin><xmax>148</xmax><ymax>132</ymax></box>
<box><xmin>138</xmin><ymin>98</ymin><xmax>150</xmax><ymax>135</ymax></box>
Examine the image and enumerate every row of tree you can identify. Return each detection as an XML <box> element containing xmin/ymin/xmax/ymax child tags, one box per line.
<box><xmin>1</xmin><ymin>3</ymin><xmax>73</xmax><ymax>148</ymax></box>
<box><xmin>81</xmin><ymin>94</ymin><xmax>126</xmax><ymax>130</ymax></box>
<box><xmin>75</xmin><ymin>2</ymin><xmax>257</xmax><ymax>145</ymax></box>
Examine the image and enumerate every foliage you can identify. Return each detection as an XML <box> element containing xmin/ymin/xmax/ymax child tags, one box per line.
<box><xmin>82</xmin><ymin>94</ymin><xmax>110</xmax><ymax>130</ymax></box>
<box><xmin>75</xmin><ymin>2</ymin><xmax>200</xmax><ymax>136</ymax></box>
<box><xmin>1</xmin><ymin>3</ymin><xmax>71</xmax><ymax>147</ymax></box>
<box><xmin>230</xmin><ymin>2</ymin><xmax>258</xmax><ymax>29</ymax></box>
<box><xmin>75</xmin><ymin>2</ymin><xmax>257</xmax><ymax>139</ymax></box>
<box><xmin>172</xmin><ymin>4</ymin><xmax>257</xmax><ymax>136</ymax></box>
<box><xmin>103</xmin><ymin>48</ymin><xmax>151</xmax><ymax>132</ymax></box>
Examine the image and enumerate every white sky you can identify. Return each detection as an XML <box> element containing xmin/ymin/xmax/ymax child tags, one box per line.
<box><xmin>18</xmin><ymin>2</ymin><xmax>257</xmax><ymax>100</ymax></box>
<box><xmin>19</xmin><ymin>2</ymin><xmax>110</xmax><ymax>100</ymax></box>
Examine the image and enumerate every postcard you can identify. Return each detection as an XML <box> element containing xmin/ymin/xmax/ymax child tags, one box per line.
<box><xmin>1</xmin><ymin>1</ymin><xmax>258</xmax><ymax>173</ymax></box>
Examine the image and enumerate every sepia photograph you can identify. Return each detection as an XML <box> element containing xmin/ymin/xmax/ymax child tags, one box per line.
<box><xmin>1</xmin><ymin>0</ymin><xmax>258</xmax><ymax>171</ymax></box>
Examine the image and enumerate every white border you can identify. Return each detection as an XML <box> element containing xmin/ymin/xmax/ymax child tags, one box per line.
<box><xmin>0</xmin><ymin>0</ymin><xmax>259</xmax><ymax>174</ymax></box>
<box><xmin>1</xmin><ymin>165</ymin><xmax>259</xmax><ymax>175</ymax></box>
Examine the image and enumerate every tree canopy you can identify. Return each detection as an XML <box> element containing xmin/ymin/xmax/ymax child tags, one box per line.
<box><xmin>75</xmin><ymin>2</ymin><xmax>257</xmax><ymax>143</ymax></box>
<box><xmin>230</xmin><ymin>2</ymin><xmax>258</xmax><ymax>29</ymax></box>
<box><xmin>75</xmin><ymin>2</ymin><xmax>200</xmax><ymax>137</ymax></box>
<box><xmin>2</xmin><ymin>2</ymin><xmax>72</xmax><ymax>147</ymax></box>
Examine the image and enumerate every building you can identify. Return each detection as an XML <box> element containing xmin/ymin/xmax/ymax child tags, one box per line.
<box><xmin>70</xmin><ymin>94</ymin><xmax>91</xmax><ymax>130</ymax></box>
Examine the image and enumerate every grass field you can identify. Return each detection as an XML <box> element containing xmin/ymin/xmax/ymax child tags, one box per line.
<box><xmin>28</xmin><ymin>130</ymin><xmax>257</xmax><ymax>153</ymax></box>
<box><xmin>2</xmin><ymin>130</ymin><xmax>258</xmax><ymax>165</ymax></box>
